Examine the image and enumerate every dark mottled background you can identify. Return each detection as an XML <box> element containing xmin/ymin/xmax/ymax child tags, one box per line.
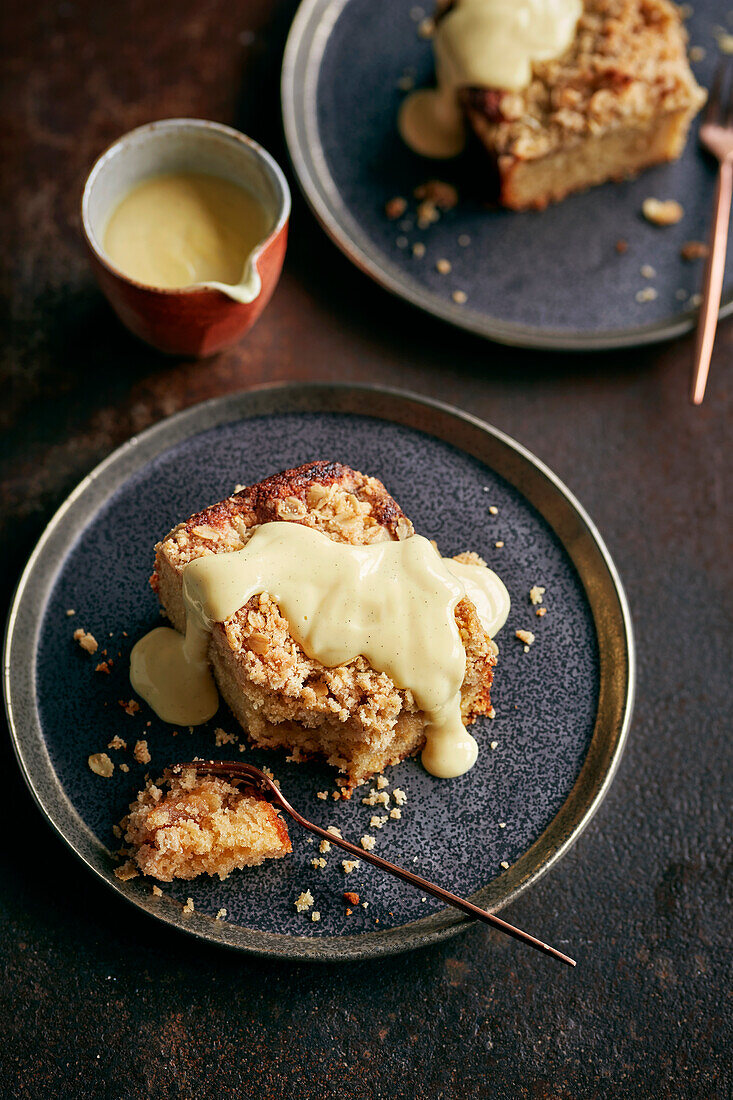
<box><xmin>1</xmin><ymin>1</ymin><xmax>731</xmax><ymax>1098</ymax></box>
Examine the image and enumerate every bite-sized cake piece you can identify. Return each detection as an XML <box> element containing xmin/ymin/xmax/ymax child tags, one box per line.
<box><xmin>121</xmin><ymin>768</ymin><xmax>291</xmax><ymax>881</ymax></box>
<box><xmin>457</xmin><ymin>0</ymin><xmax>706</xmax><ymax>210</ymax></box>
<box><xmin>151</xmin><ymin>461</ymin><xmax>497</xmax><ymax>791</ymax></box>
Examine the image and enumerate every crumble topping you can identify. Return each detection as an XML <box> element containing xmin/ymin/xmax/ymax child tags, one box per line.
<box><xmin>182</xmin><ymin>898</ymin><xmax>195</xmax><ymax>915</ymax></box>
<box><xmin>529</xmin><ymin>585</ymin><xmax>546</xmax><ymax>605</ymax></box>
<box><xmin>392</xmin><ymin>788</ymin><xmax>408</xmax><ymax>806</ymax></box>
<box><xmin>108</xmin><ymin>735</ymin><xmax>127</xmax><ymax>751</ymax></box>
<box><xmin>152</xmin><ymin>885</ymin><xmax>163</xmax><ymax>897</ymax></box>
<box><xmin>319</xmin><ymin>840</ymin><xmax>331</xmax><ymax>854</ymax></box>
<box><xmin>311</xmin><ymin>857</ymin><xmax>327</xmax><ymax>869</ymax></box>
<box><xmin>376</xmin><ymin>775</ymin><xmax>389</xmax><ymax>790</ymax></box>
<box><xmin>113</xmin><ymin>859</ymin><xmax>138</xmax><ymax>881</ymax></box>
<box><xmin>311</xmin><ymin>911</ymin><xmax>321</xmax><ymax>922</ymax></box>
<box><xmin>342</xmin><ymin>859</ymin><xmax>360</xmax><ymax>873</ymax></box>
<box><xmin>389</xmin><ymin>808</ymin><xmax>402</xmax><ymax>820</ymax></box>
<box><xmin>215</xmin><ymin>907</ymin><xmax>227</xmax><ymax>919</ymax></box>
<box><xmin>214</xmin><ymin>727</ymin><xmax>238</xmax><ymax>746</ymax></box>
<box><xmin>119</xmin><ymin>698</ymin><xmax>140</xmax><ymax>717</ymax></box>
<box><xmin>360</xmin><ymin>835</ymin><xmax>376</xmax><ymax>851</ymax></box>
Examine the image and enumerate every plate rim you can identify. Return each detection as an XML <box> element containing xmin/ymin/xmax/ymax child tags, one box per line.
<box><xmin>280</xmin><ymin>0</ymin><xmax>729</xmax><ymax>352</ymax></box>
<box><xmin>3</xmin><ymin>382</ymin><xmax>635</xmax><ymax>961</ymax></box>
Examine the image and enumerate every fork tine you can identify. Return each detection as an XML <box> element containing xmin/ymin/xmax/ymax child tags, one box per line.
<box><xmin>705</xmin><ymin>61</ymin><xmax>725</xmax><ymax>125</ymax></box>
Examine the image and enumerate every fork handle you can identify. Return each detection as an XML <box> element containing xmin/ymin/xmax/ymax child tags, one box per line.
<box><xmin>691</xmin><ymin>156</ymin><xmax>733</xmax><ymax>405</ymax></box>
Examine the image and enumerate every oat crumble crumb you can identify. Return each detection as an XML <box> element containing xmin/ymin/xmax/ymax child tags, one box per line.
<box><xmin>636</xmin><ymin>287</ymin><xmax>658</xmax><ymax>303</ymax></box>
<box><xmin>499</xmin><ymin>822</ymin><xmax>506</xmax><ymax>828</ymax></box>
<box><xmin>516</xmin><ymin>629</ymin><xmax>535</xmax><ymax>646</ymax></box>
<box><xmin>389</xmin><ymin>808</ymin><xmax>402</xmax><ymax>820</ymax></box>
<box><xmin>370</xmin><ymin>815</ymin><xmax>388</xmax><ymax>829</ymax></box>
<box><xmin>319</xmin><ymin>840</ymin><xmax>331</xmax><ymax>854</ymax></box>
<box><xmin>452</xmin><ymin>290</ymin><xmax>468</xmax><ymax>304</ymax></box>
<box><xmin>215</xmin><ymin>907</ymin><xmax>227</xmax><ymax>919</ymax></box>
<box><xmin>119</xmin><ymin>762</ymin><xmax>129</xmax><ymax>773</ymax></box>
<box><xmin>536</xmin><ymin>607</ymin><xmax>547</xmax><ymax>618</ymax></box>
<box><xmin>500</xmin><ymin>861</ymin><xmax>510</xmax><ymax>870</ymax></box>
<box><xmin>108</xmin><ymin>735</ymin><xmax>127</xmax><ymax>751</ymax></box>
<box><xmin>360</xmin><ymin>834</ymin><xmax>376</xmax><ymax>850</ymax></box>
<box><xmin>214</xmin><ymin>727</ymin><xmax>238</xmax><ymax>747</ymax></box>
<box><xmin>326</xmin><ymin>826</ymin><xmax>342</xmax><ymax>838</ymax></box>
<box><xmin>152</xmin><ymin>885</ymin><xmax>163</xmax><ymax>897</ymax></box>
<box><xmin>311</xmin><ymin>857</ymin><xmax>327</xmax><ymax>869</ymax></box>
<box><xmin>489</xmin><ymin>505</ymin><xmax>498</xmax><ymax>515</ymax></box>
<box><xmin>392</xmin><ymin>788</ymin><xmax>407</xmax><ymax>806</ymax></box>
<box><xmin>342</xmin><ymin>860</ymin><xmax>360</xmax><ymax>873</ymax></box>
<box><xmin>642</xmin><ymin>197</ymin><xmax>684</xmax><ymax>226</ymax></box>
<box><xmin>73</xmin><ymin>628</ymin><xmax>98</xmax><ymax>655</ymax></box>
<box><xmin>114</xmin><ymin>860</ymin><xmax>138</xmax><ymax>881</ymax></box>
<box><xmin>133</xmin><ymin>739</ymin><xmax>151</xmax><ymax>765</ymax></box>
<box><xmin>680</xmin><ymin>240</ymin><xmax>708</xmax><ymax>262</ymax></box>
<box><xmin>376</xmin><ymin>775</ymin><xmax>389</xmax><ymax>790</ymax></box>
<box><xmin>119</xmin><ymin>698</ymin><xmax>140</xmax><ymax>717</ymax></box>
<box><xmin>95</xmin><ymin>660</ymin><xmax>112</xmax><ymax>674</ymax></box>
<box><xmin>316</xmin><ymin>791</ymin><xmax>328</xmax><ymax>800</ymax></box>
<box><xmin>640</xmin><ymin>264</ymin><xmax>656</xmax><ymax>279</ymax></box>
<box><xmin>436</xmin><ymin>258</ymin><xmax>452</xmax><ymax>274</ymax></box>
<box><xmin>182</xmin><ymin>898</ymin><xmax>195</xmax><ymax>915</ymax></box>
<box><xmin>66</xmin><ymin>609</ymin><xmax>76</xmax><ymax>617</ymax></box>
<box><xmin>529</xmin><ymin>585</ymin><xmax>546</xmax><ymax>605</ymax></box>
<box><xmin>311</xmin><ymin>911</ymin><xmax>321</xmax><ymax>922</ymax></box>
<box><xmin>295</xmin><ymin>890</ymin><xmax>314</xmax><ymax>913</ymax></box>
<box><xmin>488</xmin><ymin>707</ymin><xmax>496</xmax><ymax>720</ymax></box>
<box><xmin>88</xmin><ymin>752</ymin><xmax>114</xmax><ymax>778</ymax></box>
<box><xmin>490</xmin><ymin>740</ymin><xmax>499</xmax><ymax>750</ymax></box>
<box><xmin>412</xmin><ymin>242</ymin><xmax>426</xmax><ymax>258</ymax></box>
<box><xmin>385</xmin><ymin>196</ymin><xmax>408</xmax><ymax>220</ymax></box>
<box><xmin>495</xmin><ymin>541</ymin><xmax>504</xmax><ymax>548</ymax></box>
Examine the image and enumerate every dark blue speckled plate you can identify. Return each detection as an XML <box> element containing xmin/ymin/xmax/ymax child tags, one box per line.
<box><xmin>282</xmin><ymin>0</ymin><xmax>730</xmax><ymax>349</ymax></box>
<box><xmin>4</xmin><ymin>385</ymin><xmax>633</xmax><ymax>959</ymax></box>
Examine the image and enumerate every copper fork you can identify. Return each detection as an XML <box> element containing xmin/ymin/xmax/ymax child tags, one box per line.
<box><xmin>692</xmin><ymin>61</ymin><xmax>733</xmax><ymax>405</ymax></box>
<box><xmin>168</xmin><ymin>759</ymin><xmax>576</xmax><ymax>967</ymax></box>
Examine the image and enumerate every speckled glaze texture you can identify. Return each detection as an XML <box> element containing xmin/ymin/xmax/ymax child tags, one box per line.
<box><xmin>284</xmin><ymin>0</ymin><xmax>729</xmax><ymax>347</ymax></box>
<box><xmin>29</xmin><ymin>402</ymin><xmax>602</xmax><ymax>946</ymax></box>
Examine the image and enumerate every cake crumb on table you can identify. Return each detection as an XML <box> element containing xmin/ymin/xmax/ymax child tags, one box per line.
<box><xmin>88</xmin><ymin>752</ymin><xmax>114</xmax><ymax>778</ymax></box>
<box><xmin>73</xmin><ymin>628</ymin><xmax>98</xmax><ymax>655</ymax></box>
<box><xmin>642</xmin><ymin>197</ymin><xmax>684</xmax><ymax>226</ymax></box>
<box><xmin>295</xmin><ymin>890</ymin><xmax>314</xmax><ymax>913</ymax></box>
<box><xmin>133</xmin><ymin>739</ymin><xmax>151</xmax><ymax>765</ymax></box>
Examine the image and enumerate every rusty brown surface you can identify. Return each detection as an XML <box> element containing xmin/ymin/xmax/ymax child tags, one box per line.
<box><xmin>1</xmin><ymin>2</ymin><xmax>731</xmax><ymax>1098</ymax></box>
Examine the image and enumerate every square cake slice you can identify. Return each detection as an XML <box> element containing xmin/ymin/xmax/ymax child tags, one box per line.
<box><xmin>151</xmin><ymin>461</ymin><xmax>497</xmax><ymax>791</ymax></box>
<box><xmin>458</xmin><ymin>0</ymin><xmax>706</xmax><ymax>210</ymax></box>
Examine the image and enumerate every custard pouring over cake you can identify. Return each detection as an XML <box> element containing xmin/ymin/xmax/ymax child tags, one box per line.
<box><xmin>130</xmin><ymin>462</ymin><xmax>509</xmax><ymax>787</ymax></box>
<box><xmin>399</xmin><ymin>0</ymin><xmax>706</xmax><ymax>209</ymax></box>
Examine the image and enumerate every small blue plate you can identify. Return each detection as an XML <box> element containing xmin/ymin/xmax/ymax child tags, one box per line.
<box><xmin>282</xmin><ymin>0</ymin><xmax>729</xmax><ymax>349</ymax></box>
<box><xmin>3</xmin><ymin>385</ymin><xmax>633</xmax><ymax>959</ymax></box>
